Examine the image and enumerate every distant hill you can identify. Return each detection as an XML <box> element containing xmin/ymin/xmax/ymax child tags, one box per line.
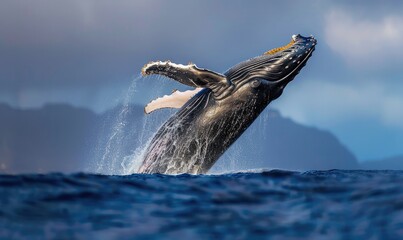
<box><xmin>211</xmin><ymin>110</ymin><xmax>359</xmax><ymax>172</ymax></box>
<box><xmin>361</xmin><ymin>156</ymin><xmax>403</xmax><ymax>170</ymax></box>
<box><xmin>0</xmin><ymin>103</ymin><xmax>360</xmax><ymax>174</ymax></box>
<box><xmin>0</xmin><ymin>103</ymin><xmax>98</xmax><ymax>173</ymax></box>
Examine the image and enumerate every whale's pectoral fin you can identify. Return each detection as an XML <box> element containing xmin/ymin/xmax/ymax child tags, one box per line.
<box><xmin>144</xmin><ymin>88</ymin><xmax>203</xmax><ymax>114</ymax></box>
<box><xmin>141</xmin><ymin>61</ymin><xmax>232</xmax><ymax>97</ymax></box>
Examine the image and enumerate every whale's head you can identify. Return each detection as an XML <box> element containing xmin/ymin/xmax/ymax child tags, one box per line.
<box><xmin>140</xmin><ymin>34</ymin><xmax>316</xmax><ymax>114</ymax></box>
<box><xmin>225</xmin><ymin>34</ymin><xmax>316</xmax><ymax>101</ymax></box>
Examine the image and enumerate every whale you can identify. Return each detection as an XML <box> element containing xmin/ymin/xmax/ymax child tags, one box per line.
<box><xmin>138</xmin><ymin>34</ymin><xmax>316</xmax><ymax>174</ymax></box>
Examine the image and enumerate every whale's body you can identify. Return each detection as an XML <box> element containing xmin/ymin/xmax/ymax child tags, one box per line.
<box><xmin>139</xmin><ymin>34</ymin><xmax>316</xmax><ymax>174</ymax></box>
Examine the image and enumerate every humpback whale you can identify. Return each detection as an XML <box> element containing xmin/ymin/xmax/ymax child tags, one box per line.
<box><xmin>139</xmin><ymin>34</ymin><xmax>316</xmax><ymax>174</ymax></box>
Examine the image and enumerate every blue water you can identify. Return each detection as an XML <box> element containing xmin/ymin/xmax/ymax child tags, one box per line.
<box><xmin>0</xmin><ymin>170</ymin><xmax>402</xmax><ymax>239</ymax></box>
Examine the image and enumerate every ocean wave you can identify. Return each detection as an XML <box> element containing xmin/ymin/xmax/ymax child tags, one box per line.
<box><xmin>0</xmin><ymin>170</ymin><xmax>402</xmax><ymax>239</ymax></box>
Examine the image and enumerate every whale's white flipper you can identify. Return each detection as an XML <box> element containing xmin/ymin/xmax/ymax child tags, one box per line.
<box><xmin>145</xmin><ymin>88</ymin><xmax>203</xmax><ymax>114</ymax></box>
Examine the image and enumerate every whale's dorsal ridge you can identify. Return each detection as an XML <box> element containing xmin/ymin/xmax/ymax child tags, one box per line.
<box><xmin>144</xmin><ymin>88</ymin><xmax>204</xmax><ymax>114</ymax></box>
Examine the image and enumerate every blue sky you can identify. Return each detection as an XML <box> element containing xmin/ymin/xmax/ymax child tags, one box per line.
<box><xmin>1</xmin><ymin>0</ymin><xmax>403</xmax><ymax>161</ymax></box>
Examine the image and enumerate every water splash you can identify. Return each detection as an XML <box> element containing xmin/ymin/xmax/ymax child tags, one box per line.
<box><xmin>92</xmin><ymin>72</ymin><xmax>275</xmax><ymax>175</ymax></box>
<box><xmin>121</xmin><ymin>139</ymin><xmax>151</xmax><ymax>175</ymax></box>
<box><xmin>95</xmin><ymin>75</ymin><xmax>141</xmax><ymax>174</ymax></box>
<box><xmin>93</xmin><ymin>74</ymin><xmax>173</xmax><ymax>175</ymax></box>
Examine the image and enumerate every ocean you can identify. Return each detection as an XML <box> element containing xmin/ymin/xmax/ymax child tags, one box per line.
<box><xmin>0</xmin><ymin>170</ymin><xmax>402</xmax><ymax>239</ymax></box>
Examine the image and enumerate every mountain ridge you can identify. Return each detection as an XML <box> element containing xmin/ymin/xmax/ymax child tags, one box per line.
<box><xmin>0</xmin><ymin>103</ymin><xmax>396</xmax><ymax>173</ymax></box>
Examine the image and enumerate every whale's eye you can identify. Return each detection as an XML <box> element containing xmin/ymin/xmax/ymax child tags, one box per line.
<box><xmin>250</xmin><ymin>79</ymin><xmax>261</xmax><ymax>88</ymax></box>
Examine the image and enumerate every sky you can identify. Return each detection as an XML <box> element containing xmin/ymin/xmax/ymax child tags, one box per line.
<box><xmin>1</xmin><ymin>0</ymin><xmax>403</xmax><ymax>161</ymax></box>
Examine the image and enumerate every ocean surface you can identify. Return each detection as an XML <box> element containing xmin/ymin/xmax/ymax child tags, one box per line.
<box><xmin>0</xmin><ymin>170</ymin><xmax>402</xmax><ymax>240</ymax></box>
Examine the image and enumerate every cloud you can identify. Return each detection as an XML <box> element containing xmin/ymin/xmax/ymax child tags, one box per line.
<box><xmin>324</xmin><ymin>9</ymin><xmax>403</xmax><ymax>66</ymax></box>
<box><xmin>0</xmin><ymin>0</ymin><xmax>325</xmax><ymax>111</ymax></box>
<box><xmin>274</xmin><ymin>79</ymin><xmax>403</xmax><ymax>130</ymax></box>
